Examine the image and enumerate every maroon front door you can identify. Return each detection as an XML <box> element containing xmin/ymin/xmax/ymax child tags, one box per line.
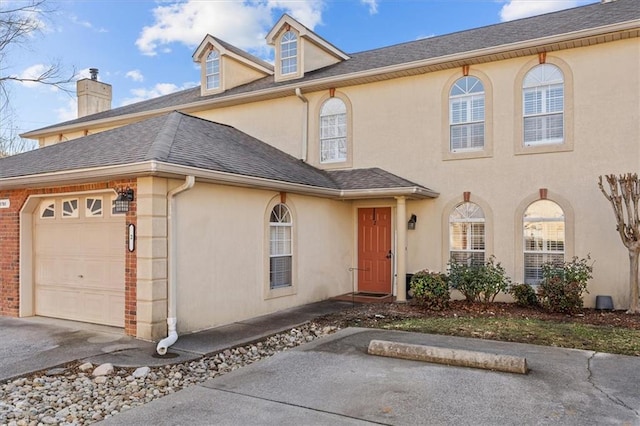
<box><xmin>357</xmin><ymin>207</ymin><xmax>392</xmax><ymax>294</ymax></box>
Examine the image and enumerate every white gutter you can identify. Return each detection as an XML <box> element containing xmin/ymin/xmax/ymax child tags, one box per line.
<box><xmin>294</xmin><ymin>88</ymin><xmax>309</xmax><ymax>162</ymax></box>
<box><xmin>156</xmin><ymin>175</ymin><xmax>196</xmax><ymax>355</ymax></box>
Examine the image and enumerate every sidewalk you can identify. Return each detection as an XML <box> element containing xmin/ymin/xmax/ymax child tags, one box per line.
<box><xmin>0</xmin><ymin>299</ymin><xmax>356</xmax><ymax>382</ymax></box>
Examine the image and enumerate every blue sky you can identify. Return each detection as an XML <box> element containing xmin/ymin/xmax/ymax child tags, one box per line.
<box><xmin>4</xmin><ymin>0</ymin><xmax>595</xmax><ymax>144</ymax></box>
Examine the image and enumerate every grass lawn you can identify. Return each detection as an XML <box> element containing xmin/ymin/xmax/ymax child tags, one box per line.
<box><xmin>380</xmin><ymin>316</ymin><xmax>640</xmax><ymax>356</ymax></box>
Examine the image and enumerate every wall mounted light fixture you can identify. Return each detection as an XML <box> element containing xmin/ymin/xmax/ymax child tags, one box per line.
<box><xmin>114</xmin><ymin>187</ymin><xmax>134</xmax><ymax>213</ymax></box>
<box><xmin>408</xmin><ymin>214</ymin><xmax>417</xmax><ymax>230</ymax></box>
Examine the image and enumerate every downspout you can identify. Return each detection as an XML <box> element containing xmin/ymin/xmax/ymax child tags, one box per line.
<box><xmin>295</xmin><ymin>88</ymin><xmax>309</xmax><ymax>162</ymax></box>
<box><xmin>156</xmin><ymin>175</ymin><xmax>196</xmax><ymax>355</ymax></box>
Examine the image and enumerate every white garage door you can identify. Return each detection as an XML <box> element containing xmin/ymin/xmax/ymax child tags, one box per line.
<box><xmin>34</xmin><ymin>195</ymin><xmax>125</xmax><ymax>327</ymax></box>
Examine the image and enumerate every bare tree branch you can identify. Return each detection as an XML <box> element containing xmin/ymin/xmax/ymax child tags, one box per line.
<box><xmin>0</xmin><ymin>0</ymin><xmax>77</xmax><ymax>155</ymax></box>
<box><xmin>599</xmin><ymin>173</ymin><xmax>640</xmax><ymax>313</ymax></box>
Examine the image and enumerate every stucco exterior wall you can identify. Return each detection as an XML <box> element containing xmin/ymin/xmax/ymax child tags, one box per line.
<box><xmin>172</xmin><ymin>182</ymin><xmax>352</xmax><ymax>333</ymax></box>
<box><xmin>181</xmin><ymin>37</ymin><xmax>638</xmax><ymax>310</ymax></box>
<box><xmin>195</xmin><ymin>97</ymin><xmax>304</xmax><ymax>160</ymax></box>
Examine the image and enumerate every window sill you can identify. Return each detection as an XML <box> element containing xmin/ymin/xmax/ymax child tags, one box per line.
<box><xmin>442</xmin><ymin>149</ymin><xmax>491</xmax><ymax>161</ymax></box>
<box><xmin>515</xmin><ymin>141</ymin><xmax>572</xmax><ymax>155</ymax></box>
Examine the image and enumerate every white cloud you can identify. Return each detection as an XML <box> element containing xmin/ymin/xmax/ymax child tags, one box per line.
<box><xmin>135</xmin><ymin>0</ymin><xmax>324</xmax><ymax>57</ymax></box>
<box><xmin>69</xmin><ymin>14</ymin><xmax>107</xmax><ymax>32</ymax></box>
<box><xmin>16</xmin><ymin>64</ymin><xmax>54</xmax><ymax>88</ymax></box>
<box><xmin>55</xmin><ymin>98</ymin><xmax>78</xmax><ymax>122</ymax></box>
<box><xmin>361</xmin><ymin>0</ymin><xmax>378</xmax><ymax>15</ymax></box>
<box><xmin>121</xmin><ymin>82</ymin><xmax>198</xmax><ymax>105</ymax></box>
<box><xmin>126</xmin><ymin>70</ymin><xmax>144</xmax><ymax>82</ymax></box>
<box><xmin>69</xmin><ymin>15</ymin><xmax>92</xmax><ymax>28</ymax></box>
<box><xmin>499</xmin><ymin>0</ymin><xmax>589</xmax><ymax>22</ymax></box>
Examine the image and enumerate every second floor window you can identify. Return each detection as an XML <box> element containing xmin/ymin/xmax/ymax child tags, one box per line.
<box><xmin>450</xmin><ymin>76</ymin><xmax>485</xmax><ymax>152</ymax></box>
<box><xmin>281</xmin><ymin>31</ymin><xmax>297</xmax><ymax>75</ymax></box>
<box><xmin>320</xmin><ymin>98</ymin><xmax>347</xmax><ymax>163</ymax></box>
<box><xmin>206</xmin><ymin>50</ymin><xmax>220</xmax><ymax>90</ymax></box>
<box><xmin>523</xmin><ymin>64</ymin><xmax>564</xmax><ymax>145</ymax></box>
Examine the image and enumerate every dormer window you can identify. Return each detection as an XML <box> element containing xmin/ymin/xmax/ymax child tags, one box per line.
<box><xmin>206</xmin><ymin>50</ymin><xmax>220</xmax><ymax>90</ymax></box>
<box><xmin>280</xmin><ymin>31</ymin><xmax>298</xmax><ymax>75</ymax></box>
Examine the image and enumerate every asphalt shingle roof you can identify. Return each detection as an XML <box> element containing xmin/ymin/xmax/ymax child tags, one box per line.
<box><xmin>0</xmin><ymin>112</ymin><xmax>432</xmax><ymax>194</ymax></box>
<box><xmin>28</xmin><ymin>0</ymin><xmax>639</xmax><ymax>133</ymax></box>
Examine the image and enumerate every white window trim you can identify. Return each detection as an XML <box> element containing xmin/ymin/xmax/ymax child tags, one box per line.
<box><xmin>205</xmin><ymin>50</ymin><xmax>220</xmax><ymax>91</ymax></box>
<box><xmin>320</xmin><ymin>98</ymin><xmax>347</xmax><ymax>164</ymax></box>
<box><xmin>449</xmin><ymin>77</ymin><xmax>485</xmax><ymax>153</ymax></box>
<box><xmin>264</xmin><ymin>200</ymin><xmax>297</xmax><ymax>299</ymax></box>
<box><xmin>280</xmin><ymin>31</ymin><xmax>297</xmax><ymax>76</ymax></box>
<box><xmin>449</xmin><ymin>202</ymin><xmax>486</xmax><ymax>265</ymax></box>
<box><xmin>514</xmin><ymin>57</ymin><xmax>574</xmax><ymax>156</ymax></box>
<box><xmin>441</xmin><ymin>71</ymin><xmax>493</xmax><ymax>161</ymax></box>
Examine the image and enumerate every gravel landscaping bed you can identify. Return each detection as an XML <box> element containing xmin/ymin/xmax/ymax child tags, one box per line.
<box><xmin>0</xmin><ymin>323</ymin><xmax>339</xmax><ymax>426</ymax></box>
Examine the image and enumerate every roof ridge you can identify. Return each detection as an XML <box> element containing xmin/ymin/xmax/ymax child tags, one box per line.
<box><xmin>146</xmin><ymin>111</ymin><xmax>183</xmax><ymax>161</ymax></box>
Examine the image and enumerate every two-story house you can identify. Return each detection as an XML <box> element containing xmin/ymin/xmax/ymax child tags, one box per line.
<box><xmin>0</xmin><ymin>0</ymin><xmax>638</xmax><ymax>347</ymax></box>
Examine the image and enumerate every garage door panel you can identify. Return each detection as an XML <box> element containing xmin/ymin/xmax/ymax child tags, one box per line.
<box><xmin>34</xmin><ymin>195</ymin><xmax>126</xmax><ymax>328</ymax></box>
<box><xmin>35</xmin><ymin>288</ymin><xmax>81</xmax><ymax>319</ymax></box>
<box><xmin>83</xmin><ymin>292</ymin><xmax>124</xmax><ymax>326</ymax></box>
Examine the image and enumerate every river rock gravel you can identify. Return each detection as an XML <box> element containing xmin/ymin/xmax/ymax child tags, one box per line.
<box><xmin>0</xmin><ymin>323</ymin><xmax>339</xmax><ymax>426</ymax></box>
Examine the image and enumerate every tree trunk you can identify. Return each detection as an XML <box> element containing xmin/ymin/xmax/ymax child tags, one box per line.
<box><xmin>628</xmin><ymin>249</ymin><xmax>640</xmax><ymax>314</ymax></box>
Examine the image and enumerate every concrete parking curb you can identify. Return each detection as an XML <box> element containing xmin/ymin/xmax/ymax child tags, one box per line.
<box><xmin>367</xmin><ymin>339</ymin><xmax>528</xmax><ymax>374</ymax></box>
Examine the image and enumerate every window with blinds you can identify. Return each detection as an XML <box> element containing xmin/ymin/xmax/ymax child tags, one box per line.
<box><xmin>523</xmin><ymin>64</ymin><xmax>564</xmax><ymax>145</ymax></box>
<box><xmin>320</xmin><ymin>97</ymin><xmax>347</xmax><ymax>163</ymax></box>
<box><xmin>269</xmin><ymin>204</ymin><xmax>292</xmax><ymax>289</ymax></box>
<box><xmin>450</xmin><ymin>76</ymin><xmax>485</xmax><ymax>152</ymax></box>
<box><xmin>449</xmin><ymin>202</ymin><xmax>485</xmax><ymax>265</ymax></box>
<box><xmin>523</xmin><ymin>200</ymin><xmax>565</xmax><ymax>284</ymax></box>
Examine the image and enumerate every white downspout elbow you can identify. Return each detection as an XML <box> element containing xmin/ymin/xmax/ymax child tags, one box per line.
<box><xmin>295</xmin><ymin>88</ymin><xmax>309</xmax><ymax>162</ymax></box>
<box><xmin>157</xmin><ymin>175</ymin><xmax>195</xmax><ymax>355</ymax></box>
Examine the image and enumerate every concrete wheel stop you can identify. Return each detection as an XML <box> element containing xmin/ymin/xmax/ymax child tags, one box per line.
<box><xmin>368</xmin><ymin>339</ymin><xmax>528</xmax><ymax>374</ymax></box>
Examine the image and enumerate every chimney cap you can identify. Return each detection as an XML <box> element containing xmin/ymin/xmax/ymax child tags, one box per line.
<box><xmin>89</xmin><ymin>68</ymin><xmax>99</xmax><ymax>81</ymax></box>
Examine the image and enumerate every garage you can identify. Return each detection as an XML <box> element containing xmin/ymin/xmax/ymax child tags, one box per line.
<box><xmin>34</xmin><ymin>194</ymin><xmax>125</xmax><ymax>327</ymax></box>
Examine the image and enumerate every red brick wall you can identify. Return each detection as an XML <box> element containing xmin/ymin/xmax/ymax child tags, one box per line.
<box><xmin>0</xmin><ymin>179</ymin><xmax>138</xmax><ymax>336</ymax></box>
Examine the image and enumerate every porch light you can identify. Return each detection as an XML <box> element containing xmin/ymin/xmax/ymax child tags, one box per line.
<box><xmin>408</xmin><ymin>214</ymin><xmax>417</xmax><ymax>230</ymax></box>
<box><xmin>115</xmin><ymin>187</ymin><xmax>134</xmax><ymax>213</ymax></box>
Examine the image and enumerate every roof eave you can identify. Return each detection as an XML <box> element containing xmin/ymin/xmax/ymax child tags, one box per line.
<box><xmin>0</xmin><ymin>161</ymin><xmax>439</xmax><ymax>200</ymax></box>
<box><xmin>23</xmin><ymin>20</ymin><xmax>638</xmax><ymax>139</ymax></box>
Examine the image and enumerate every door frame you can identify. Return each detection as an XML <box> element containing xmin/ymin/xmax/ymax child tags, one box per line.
<box><xmin>353</xmin><ymin>202</ymin><xmax>396</xmax><ymax>295</ymax></box>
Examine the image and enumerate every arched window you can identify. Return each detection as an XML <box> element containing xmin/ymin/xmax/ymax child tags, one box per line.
<box><xmin>320</xmin><ymin>98</ymin><xmax>347</xmax><ymax>163</ymax></box>
<box><xmin>450</xmin><ymin>76</ymin><xmax>485</xmax><ymax>151</ymax></box>
<box><xmin>269</xmin><ymin>204</ymin><xmax>292</xmax><ymax>289</ymax></box>
<box><xmin>523</xmin><ymin>64</ymin><xmax>564</xmax><ymax>145</ymax></box>
<box><xmin>206</xmin><ymin>50</ymin><xmax>220</xmax><ymax>90</ymax></box>
<box><xmin>449</xmin><ymin>202</ymin><xmax>485</xmax><ymax>265</ymax></box>
<box><xmin>280</xmin><ymin>31</ymin><xmax>297</xmax><ymax>75</ymax></box>
<box><xmin>523</xmin><ymin>200</ymin><xmax>565</xmax><ymax>284</ymax></box>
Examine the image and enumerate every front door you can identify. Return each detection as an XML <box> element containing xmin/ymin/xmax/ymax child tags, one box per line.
<box><xmin>357</xmin><ymin>207</ymin><xmax>392</xmax><ymax>294</ymax></box>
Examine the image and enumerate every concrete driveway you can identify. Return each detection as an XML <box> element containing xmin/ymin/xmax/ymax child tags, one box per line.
<box><xmin>101</xmin><ymin>328</ymin><xmax>640</xmax><ymax>425</ymax></box>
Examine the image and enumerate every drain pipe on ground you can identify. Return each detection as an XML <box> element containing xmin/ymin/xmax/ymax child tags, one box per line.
<box><xmin>157</xmin><ymin>175</ymin><xmax>196</xmax><ymax>355</ymax></box>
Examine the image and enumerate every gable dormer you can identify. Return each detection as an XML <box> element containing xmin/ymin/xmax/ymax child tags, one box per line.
<box><xmin>193</xmin><ymin>35</ymin><xmax>274</xmax><ymax>96</ymax></box>
<box><xmin>266</xmin><ymin>14</ymin><xmax>350</xmax><ymax>83</ymax></box>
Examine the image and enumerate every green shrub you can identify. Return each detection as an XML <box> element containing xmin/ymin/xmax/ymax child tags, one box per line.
<box><xmin>509</xmin><ymin>283</ymin><xmax>539</xmax><ymax>307</ymax></box>
<box><xmin>410</xmin><ymin>270</ymin><xmax>450</xmax><ymax>310</ymax></box>
<box><xmin>447</xmin><ymin>261</ymin><xmax>482</xmax><ymax>302</ymax></box>
<box><xmin>448</xmin><ymin>256</ymin><xmax>511</xmax><ymax>303</ymax></box>
<box><xmin>537</xmin><ymin>256</ymin><xmax>593</xmax><ymax>314</ymax></box>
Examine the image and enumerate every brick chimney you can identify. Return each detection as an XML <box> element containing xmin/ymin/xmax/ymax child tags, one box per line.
<box><xmin>77</xmin><ymin>68</ymin><xmax>112</xmax><ymax>118</ymax></box>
